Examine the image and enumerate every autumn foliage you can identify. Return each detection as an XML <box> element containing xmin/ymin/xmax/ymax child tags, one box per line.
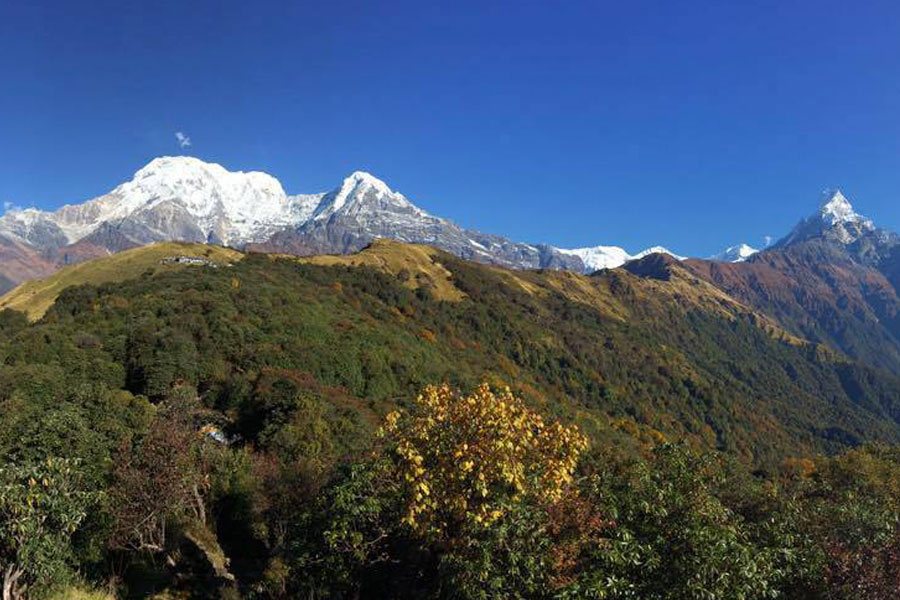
<box><xmin>381</xmin><ymin>383</ymin><xmax>588</xmax><ymax>537</ymax></box>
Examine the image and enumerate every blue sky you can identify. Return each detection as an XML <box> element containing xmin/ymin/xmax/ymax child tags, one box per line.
<box><xmin>2</xmin><ymin>0</ymin><xmax>900</xmax><ymax>256</ymax></box>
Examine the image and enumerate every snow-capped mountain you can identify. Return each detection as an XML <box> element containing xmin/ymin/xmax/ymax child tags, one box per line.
<box><xmin>777</xmin><ymin>189</ymin><xmax>878</xmax><ymax>248</ymax></box>
<box><xmin>711</xmin><ymin>243</ymin><xmax>758</xmax><ymax>263</ymax></box>
<box><xmin>0</xmin><ymin>157</ymin><xmax>585</xmax><ymax>281</ymax></box>
<box><xmin>0</xmin><ymin>156</ymin><xmax>689</xmax><ymax>286</ymax></box>
<box><xmin>774</xmin><ymin>188</ymin><xmax>899</xmax><ymax>265</ymax></box>
<box><xmin>632</xmin><ymin>246</ymin><xmax>686</xmax><ymax>261</ymax></box>
<box><xmin>557</xmin><ymin>246</ymin><xmax>631</xmax><ymax>271</ymax></box>
<box><xmin>558</xmin><ymin>244</ymin><xmax>684</xmax><ymax>272</ymax></box>
<box><xmin>253</xmin><ymin>169</ymin><xmax>584</xmax><ymax>271</ymax></box>
<box><xmin>309</xmin><ymin>171</ymin><xmax>424</xmax><ymax>223</ymax></box>
<box><xmin>2</xmin><ymin>157</ymin><xmax>898</xmax><ymax>305</ymax></box>
<box><xmin>0</xmin><ymin>157</ymin><xmax>319</xmax><ymax>251</ymax></box>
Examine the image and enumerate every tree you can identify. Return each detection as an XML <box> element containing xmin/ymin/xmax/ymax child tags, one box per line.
<box><xmin>107</xmin><ymin>386</ymin><xmax>207</xmax><ymax>556</ymax></box>
<box><xmin>784</xmin><ymin>445</ymin><xmax>900</xmax><ymax>599</ymax></box>
<box><xmin>285</xmin><ymin>459</ymin><xmax>404</xmax><ymax>598</ymax></box>
<box><xmin>382</xmin><ymin>383</ymin><xmax>588</xmax><ymax>540</ymax></box>
<box><xmin>0</xmin><ymin>458</ymin><xmax>92</xmax><ymax>600</ymax></box>
<box><xmin>581</xmin><ymin>444</ymin><xmax>786</xmax><ymax>600</ymax></box>
<box><xmin>379</xmin><ymin>383</ymin><xmax>591</xmax><ymax>598</ymax></box>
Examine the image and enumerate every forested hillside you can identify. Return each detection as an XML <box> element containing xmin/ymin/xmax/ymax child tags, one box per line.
<box><xmin>685</xmin><ymin>241</ymin><xmax>900</xmax><ymax>374</ymax></box>
<box><xmin>4</xmin><ymin>242</ymin><xmax>900</xmax><ymax>598</ymax></box>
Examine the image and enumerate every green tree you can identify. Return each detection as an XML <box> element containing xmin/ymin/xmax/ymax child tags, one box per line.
<box><xmin>584</xmin><ymin>444</ymin><xmax>785</xmax><ymax>600</ymax></box>
<box><xmin>0</xmin><ymin>458</ymin><xmax>92</xmax><ymax>600</ymax></box>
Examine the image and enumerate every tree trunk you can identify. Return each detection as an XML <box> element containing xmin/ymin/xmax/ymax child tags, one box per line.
<box><xmin>192</xmin><ymin>483</ymin><xmax>206</xmax><ymax>525</ymax></box>
<box><xmin>2</xmin><ymin>564</ymin><xmax>25</xmax><ymax>600</ymax></box>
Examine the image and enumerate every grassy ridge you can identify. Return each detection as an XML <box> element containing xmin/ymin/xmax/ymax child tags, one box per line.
<box><xmin>5</xmin><ymin>242</ymin><xmax>900</xmax><ymax>465</ymax></box>
<box><xmin>296</xmin><ymin>239</ymin><xmax>466</xmax><ymax>301</ymax></box>
<box><xmin>0</xmin><ymin>242</ymin><xmax>243</xmax><ymax>319</ymax></box>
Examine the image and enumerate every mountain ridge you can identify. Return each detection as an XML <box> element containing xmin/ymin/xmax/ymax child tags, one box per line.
<box><xmin>683</xmin><ymin>190</ymin><xmax>900</xmax><ymax>374</ymax></box>
<box><xmin>5</xmin><ymin>157</ymin><xmax>900</xmax><ymax>380</ymax></box>
<box><xmin>0</xmin><ymin>156</ymin><xmax>619</xmax><ymax>281</ymax></box>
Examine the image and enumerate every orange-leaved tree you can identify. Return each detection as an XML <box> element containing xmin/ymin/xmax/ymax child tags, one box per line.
<box><xmin>380</xmin><ymin>383</ymin><xmax>588</xmax><ymax>541</ymax></box>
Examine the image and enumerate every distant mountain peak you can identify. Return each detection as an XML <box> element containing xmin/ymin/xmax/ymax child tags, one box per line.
<box><xmin>311</xmin><ymin>170</ymin><xmax>422</xmax><ymax>222</ymax></box>
<box><xmin>632</xmin><ymin>246</ymin><xmax>686</xmax><ymax>261</ymax></box>
<box><xmin>777</xmin><ymin>188</ymin><xmax>877</xmax><ymax>248</ymax></box>
<box><xmin>557</xmin><ymin>244</ymin><xmax>684</xmax><ymax>272</ymax></box>
<box><xmin>819</xmin><ymin>189</ymin><xmax>868</xmax><ymax>227</ymax></box>
<box><xmin>344</xmin><ymin>170</ymin><xmax>395</xmax><ymax>194</ymax></box>
<box><xmin>335</xmin><ymin>170</ymin><xmax>399</xmax><ymax>205</ymax></box>
<box><xmin>711</xmin><ymin>243</ymin><xmax>758</xmax><ymax>263</ymax></box>
<box><xmin>128</xmin><ymin>155</ymin><xmax>285</xmax><ymax>194</ymax></box>
<box><xmin>557</xmin><ymin>245</ymin><xmax>631</xmax><ymax>271</ymax></box>
<box><xmin>135</xmin><ymin>154</ymin><xmax>209</xmax><ymax>173</ymax></box>
<box><xmin>0</xmin><ymin>155</ymin><xmax>295</xmax><ymax>250</ymax></box>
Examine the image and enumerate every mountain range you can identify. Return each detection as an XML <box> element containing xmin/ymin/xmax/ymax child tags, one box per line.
<box><xmin>0</xmin><ymin>156</ymin><xmax>684</xmax><ymax>292</ymax></box>
<box><xmin>4</xmin><ymin>156</ymin><xmax>900</xmax><ymax>379</ymax></box>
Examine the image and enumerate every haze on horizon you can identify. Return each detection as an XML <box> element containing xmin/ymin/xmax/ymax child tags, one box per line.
<box><xmin>2</xmin><ymin>0</ymin><xmax>900</xmax><ymax>257</ymax></box>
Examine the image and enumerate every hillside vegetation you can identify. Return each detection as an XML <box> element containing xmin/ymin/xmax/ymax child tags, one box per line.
<box><xmin>0</xmin><ymin>242</ymin><xmax>242</xmax><ymax>319</ymax></box>
<box><xmin>296</xmin><ymin>239</ymin><xmax>466</xmax><ymax>301</ymax></box>
<box><xmin>4</xmin><ymin>242</ymin><xmax>900</xmax><ymax>598</ymax></box>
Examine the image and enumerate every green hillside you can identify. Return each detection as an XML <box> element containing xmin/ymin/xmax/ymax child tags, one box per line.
<box><xmin>0</xmin><ymin>242</ymin><xmax>243</xmax><ymax>319</ymax></box>
<box><xmin>5</xmin><ymin>241</ymin><xmax>900</xmax><ymax>460</ymax></box>
<box><xmin>4</xmin><ymin>242</ymin><xmax>900</xmax><ymax>598</ymax></box>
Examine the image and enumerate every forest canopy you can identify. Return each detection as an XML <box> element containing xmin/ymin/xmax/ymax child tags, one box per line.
<box><xmin>2</xmin><ymin>248</ymin><xmax>900</xmax><ymax>598</ymax></box>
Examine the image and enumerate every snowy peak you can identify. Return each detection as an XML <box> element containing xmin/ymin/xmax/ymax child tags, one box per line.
<box><xmin>311</xmin><ymin>170</ymin><xmax>426</xmax><ymax>222</ymax></box>
<box><xmin>558</xmin><ymin>244</ymin><xmax>684</xmax><ymax>272</ymax></box>
<box><xmin>818</xmin><ymin>189</ymin><xmax>870</xmax><ymax>228</ymax></box>
<box><xmin>0</xmin><ymin>157</ymin><xmax>445</xmax><ymax>262</ymax></box>
<box><xmin>711</xmin><ymin>243</ymin><xmax>758</xmax><ymax>263</ymax></box>
<box><xmin>558</xmin><ymin>246</ymin><xmax>631</xmax><ymax>271</ymax></box>
<box><xmin>327</xmin><ymin>171</ymin><xmax>395</xmax><ymax>214</ymax></box>
<box><xmin>343</xmin><ymin>171</ymin><xmax>396</xmax><ymax>197</ymax></box>
<box><xmin>113</xmin><ymin>156</ymin><xmax>293</xmax><ymax>244</ymax></box>
<box><xmin>0</xmin><ymin>156</ymin><xmax>303</xmax><ymax>248</ymax></box>
<box><xmin>125</xmin><ymin>156</ymin><xmax>288</xmax><ymax>205</ymax></box>
<box><xmin>632</xmin><ymin>246</ymin><xmax>686</xmax><ymax>261</ymax></box>
<box><xmin>777</xmin><ymin>188</ymin><xmax>877</xmax><ymax>248</ymax></box>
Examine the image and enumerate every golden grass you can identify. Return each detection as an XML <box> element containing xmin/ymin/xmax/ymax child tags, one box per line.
<box><xmin>297</xmin><ymin>239</ymin><xmax>466</xmax><ymax>302</ymax></box>
<box><xmin>298</xmin><ymin>240</ymin><xmax>805</xmax><ymax>346</ymax></box>
<box><xmin>0</xmin><ymin>242</ymin><xmax>243</xmax><ymax>320</ymax></box>
<box><xmin>513</xmin><ymin>262</ymin><xmax>808</xmax><ymax>347</ymax></box>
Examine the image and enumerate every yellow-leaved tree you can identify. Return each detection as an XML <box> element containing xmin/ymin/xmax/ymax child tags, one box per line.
<box><xmin>380</xmin><ymin>383</ymin><xmax>588</xmax><ymax>541</ymax></box>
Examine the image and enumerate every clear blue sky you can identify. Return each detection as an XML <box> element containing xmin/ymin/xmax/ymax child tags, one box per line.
<box><xmin>2</xmin><ymin>0</ymin><xmax>900</xmax><ymax>256</ymax></box>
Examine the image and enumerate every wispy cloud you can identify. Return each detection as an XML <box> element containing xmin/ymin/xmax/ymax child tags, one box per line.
<box><xmin>175</xmin><ymin>131</ymin><xmax>192</xmax><ymax>149</ymax></box>
<box><xmin>2</xmin><ymin>201</ymin><xmax>19</xmax><ymax>215</ymax></box>
<box><xmin>763</xmin><ymin>235</ymin><xmax>774</xmax><ymax>247</ymax></box>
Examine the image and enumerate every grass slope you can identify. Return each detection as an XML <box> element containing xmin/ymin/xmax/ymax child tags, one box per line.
<box><xmin>296</xmin><ymin>239</ymin><xmax>466</xmax><ymax>301</ymax></box>
<box><xmin>0</xmin><ymin>242</ymin><xmax>243</xmax><ymax>320</ymax></box>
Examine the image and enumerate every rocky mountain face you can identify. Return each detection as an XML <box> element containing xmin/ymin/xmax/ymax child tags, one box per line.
<box><xmin>774</xmin><ymin>189</ymin><xmax>900</xmax><ymax>262</ymax></box>
<box><xmin>0</xmin><ymin>157</ymin><xmax>593</xmax><ymax>286</ymax></box>
<box><xmin>247</xmin><ymin>171</ymin><xmax>584</xmax><ymax>271</ymax></box>
<box><xmin>0</xmin><ymin>235</ymin><xmax>56</xmax><ymax>294</ymax></box>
